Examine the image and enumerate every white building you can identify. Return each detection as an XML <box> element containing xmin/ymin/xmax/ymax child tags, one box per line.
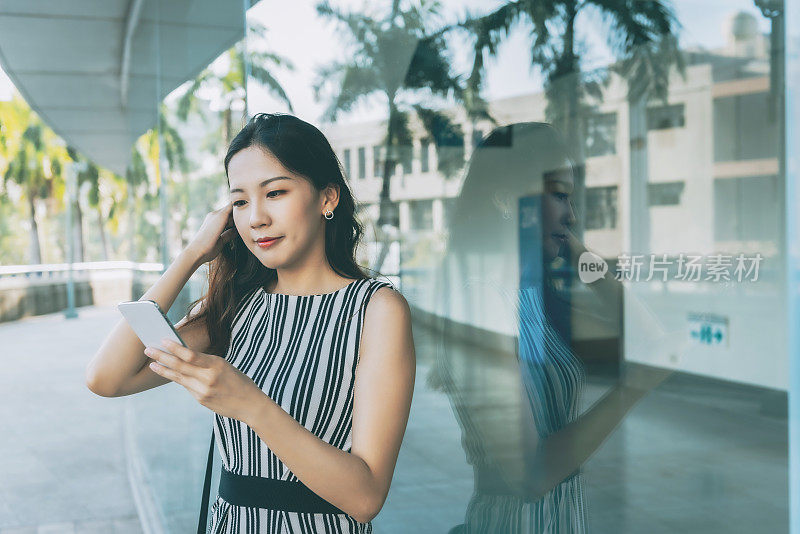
<box><xmin>324</xmin><ymin>11</ymin><xmax>784</xmax><ymax>390</ymax></box>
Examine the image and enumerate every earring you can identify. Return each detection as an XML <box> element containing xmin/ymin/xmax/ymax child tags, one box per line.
<box><xmin>324</xmin><ymin>209</ymin><xmax>334</xmax><ymax>220</ymax></box>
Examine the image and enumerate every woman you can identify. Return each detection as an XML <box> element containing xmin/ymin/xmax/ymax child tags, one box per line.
<box><xmin>430</xmin><ymin>122</ymin><xmax>672</xmax><ymax>533</ymax></box>
<box><xmin>86</xmin><ymin>113</ymin><xmax>416</xmax><ymax>533</ymax></box>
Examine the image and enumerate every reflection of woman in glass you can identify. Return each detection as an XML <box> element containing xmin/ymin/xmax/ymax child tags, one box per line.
<box><xmin>431</xmin><ymin>122</ymin><xmax>670</xmax><ymax>533</ymax></box>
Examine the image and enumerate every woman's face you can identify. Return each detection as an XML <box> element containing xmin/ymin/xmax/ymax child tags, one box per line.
<box><xmin>541</xmin><ymin>164</ymin><xmax>577</xmax><ymax>263</ymax></box>
<box><xmin>227</xmin><ymin>146</ymin><xmax>333</xmax><ymax>269</ymax></box>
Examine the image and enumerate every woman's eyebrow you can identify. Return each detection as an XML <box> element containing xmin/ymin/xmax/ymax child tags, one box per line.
<box><xmin>230</xmin><ymin>176</ymin><xmax>293</xmax><ymax>193</ymax></box>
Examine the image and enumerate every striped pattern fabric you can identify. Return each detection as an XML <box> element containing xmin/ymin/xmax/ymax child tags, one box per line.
<box><xmin>436</xmin><ymin>285</ymin><xmax>588</xmax><ymax>533</ymax></box>
<box><xmin>207</xmin><ymin>277</ymin><xmax>392</xmax><ymax>534</ymax></box>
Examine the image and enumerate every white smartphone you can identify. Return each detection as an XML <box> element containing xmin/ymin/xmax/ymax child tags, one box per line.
<box><xmin>117</xmin><ymin>300</ymin><xmax>188</xmax><ymax>352</ymax></box>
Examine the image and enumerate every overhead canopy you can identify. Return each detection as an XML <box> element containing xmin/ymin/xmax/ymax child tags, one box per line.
<box><xmin>0</xmin><ymin>0</ymin><xmax>253</xmax><ymax>175</ymax></box>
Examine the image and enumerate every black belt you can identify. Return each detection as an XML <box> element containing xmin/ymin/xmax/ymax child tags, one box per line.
<box><xmin>196</xmin><ymin>429</ymin><xmax>345</xmax><ymax>534</ymax></box>
<box><xmin>219</xmin><ymin>468</ymin><xmax>345</xmax><ymax>514</ymax></box>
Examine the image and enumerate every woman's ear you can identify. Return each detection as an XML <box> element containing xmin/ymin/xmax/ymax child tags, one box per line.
<box><xmin>322</xmin><ymin>183</ymin><xmax>341</xmax><ymax>211</ymax></box>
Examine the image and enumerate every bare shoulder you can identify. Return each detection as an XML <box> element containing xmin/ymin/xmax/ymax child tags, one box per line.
<box><xmin>359</xmin><ymin>284</ymin><xmax>415</xmax><ymax>369</ymax></box>
<box><xmin>365</xmin><ymin>285</ymin><xmax>411</xmax><ymax>324</ymax></box>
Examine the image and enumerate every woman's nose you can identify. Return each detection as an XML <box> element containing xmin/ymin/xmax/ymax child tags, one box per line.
<box><xmin>565</xmin><ymin>200</ymin><xmax>577</xmax><ymax>227</ymax></box>
<box><xmin>249</xmin><ymin>200</ymin><xmax>271</xmax><ymax>227</ymax></box>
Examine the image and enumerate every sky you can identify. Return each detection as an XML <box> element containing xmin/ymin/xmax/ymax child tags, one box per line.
<box><xmin>0</xmin><ymin>0</ymin><xmax>772</xmax><ymax>124</ymax></box>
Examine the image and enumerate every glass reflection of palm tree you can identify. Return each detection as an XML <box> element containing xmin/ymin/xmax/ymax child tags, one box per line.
<box><xmin>431</xmin><ymin>122</ymin><xmax>673</xmax><ymax>533</ymax></box>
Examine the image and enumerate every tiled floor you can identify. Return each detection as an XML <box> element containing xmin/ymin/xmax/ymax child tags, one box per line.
<box><xmin>0</xmin><ymin>306</ymin><xmax>789</xmax><ymax>533</ymax></box>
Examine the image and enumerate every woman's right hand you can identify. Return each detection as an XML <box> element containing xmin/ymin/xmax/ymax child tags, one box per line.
<box><xmin>185</xmin><ymin>203</ymin><xmax>238</xmax><ymax>265</ymax></box>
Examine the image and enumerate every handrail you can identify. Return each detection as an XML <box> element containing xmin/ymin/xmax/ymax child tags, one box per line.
<box><xmin>0</xmin><ymin>261</ymin><xmax>164</xmax><ymax>276</ymax></box>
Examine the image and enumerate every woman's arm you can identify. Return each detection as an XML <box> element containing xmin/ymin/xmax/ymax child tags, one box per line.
<box><xmin>85</xmin><ymin>249</ymin><xmax>206</xmax><ymax>397</ymax></box>
<box><xmin>87</xmin><ymin>202</ymin><xmax>234</xmax><ymax>397</ymax></box>
<box><xmin>243</xmin><ymin>287</ymin><xmax>415</xmax><ymax>523</ymax></box>
<box><xmin>510</xmin><ymin>382</ymin><xmax>647</xmax><ymax>500</ymax></box>
<box><xmin>501</xmin><ymin>234</ymin><xmax>673</xmax><ymax>499</ymax></box>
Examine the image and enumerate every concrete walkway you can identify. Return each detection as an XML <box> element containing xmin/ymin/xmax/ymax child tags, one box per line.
<box><xmin>0</xmin><ymin>305</ymin><xmax>789</xmax><ymax>533</ymax></box>
<box><xmin>0</xmin><ymin>306</ymin><xmax>142</xmax><ymax>533</ymax></box>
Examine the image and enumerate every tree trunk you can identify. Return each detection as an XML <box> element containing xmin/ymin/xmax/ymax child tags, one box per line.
<box><xmin>371</xmin><ymin>100</ymin><xmax>400</xmax><ymax>275</ymax></box>
<box><xmin>27</xmin><ymin>193</ymin><xmax>42</xmax><ymax>265</ymax></box>
<box><xmin>74</xmin><ymin>198</ymin><xmax>85</xmax><ymax>263</ymax></box>
<box><xmin>223</xmin><ymin>107</ymin><xmax>232</xmax><ymax>148</ymax></box>
<box><xmin>128</xmin><ymin>185</ymin><xmax>137</xmax><ymax>262</ymax></box>
<box><xmin>628</xmin><ymin>94</ymin><xmax>650</xmax><ymax>255</ymax></box>
<box><xmin>563</xmin><ymin>1</ymin><xmax>586</xmax><ymax>243</ymax></box>
<box><xmin>97</xmin><ymin>206</ymin><xmax>109</xmax><ymax>261</ymax></box>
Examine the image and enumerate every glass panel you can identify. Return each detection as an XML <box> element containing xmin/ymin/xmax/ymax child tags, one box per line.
<box><xmin>585</xmin><ymin>111</ymin><xmax>618</xmax><ymax>157</ymax></box>
<box><xmin>373</xmin><ymin>145</ymin><xmax>383</xmax><ymax>178</ymax></box>
<box><xmin>125</xmin><ymin>0</ymin><xmax>250</xmax><ymax>530</ymax></box>
<box><xmin>3</xmin><ymin>0</ymin><xmax>797</xmax><ymax>532</ymax></box>
<box><xmin>647</xmin><ymin>103</ymin><xmax>686</xmax><ymax>130</ymax></box>
<box><xmin>409</xmin><ymin>199</ymin><xmax>434</xmax><ymax>231</ymax></box>
<box><xmin>343</xmin><ymin>147</ymin><xmax>351</xmax><ymax>178</ymax></box>
<box><xmin>586</xmin><ymin>185</ymin><xmax>618</xmax><ymax>230</ymax></box>
<box><xmin>399</xmin><ymin>145</ymin><xmax>413</xmax><ymax>175</ymax></box>
<box><xmin>420</xmin><ymin>139</ymin><xmax>431</xmax><ymax>173</ymax></box>
<box><xmin>648</xmin><ymin>181</ymin><xmax>686</xmax><ymax>206</ymax></box>
<box><xmin>358</xmin><ymin>146</ymin><xmax>366</xmax><ymax>180</ymax></box>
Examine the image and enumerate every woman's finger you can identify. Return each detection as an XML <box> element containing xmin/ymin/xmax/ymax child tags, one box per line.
<box><xmin>149</xmin><ymin>361</ymin><xmax>183</xmax><ymax>385</ymax></box>
<box><xmin>149</xmin><ymin>361</ymin><xmax>207</xmax><ymax>397</ymax></box>
<box><xmin>145</xmin><ymin>347</ymin><xmax>195</xmax><ymax>377</ymax></box>
<box><xmin>161</xmin><ymin>339</ymin><xmax>210</xmax><ymax>367</ymax></box>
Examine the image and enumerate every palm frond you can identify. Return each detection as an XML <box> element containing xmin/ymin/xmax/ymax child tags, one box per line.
<box><xmin>403</xmin><ymin>34</ymin><xmax>459</xmax><ymax>97</ymax></box>
<box><xmin>316</xmin><ymin>62</ymin><xmax>382</xmax><ymax>122</ymax></box>
<box><xmin>250</xmin><ymin>63</ymin><xmax>295</xmax><ymax>112</ymax></box>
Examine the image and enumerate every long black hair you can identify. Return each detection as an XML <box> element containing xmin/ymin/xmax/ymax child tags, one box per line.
<box><xmin>183</xmin><ymin>112</ymin><xmax>379</xmax><ymax>356</ymax></box>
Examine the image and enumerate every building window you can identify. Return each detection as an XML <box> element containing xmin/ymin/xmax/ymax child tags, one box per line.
<box><xmin>357</xmin><ymin>147</ymin><xmax>366</xmax><ymax>180</ymax></box>
<box><xmin>343</xmin><ymin>148</ymin><xmax>351</xmax><ymax>178</ymax></box>
<box><xmin>409</xmin><ymin>199</ymin><xmax>434</xmax><ymax>231</ymax></box>
<box><xmin>373</xmin><ymin>145</ymin><xmax>383</xmax><ymax>178</ymax></box>
<box><xmin>585</xmin><ymin>112</ymin><xmax>617</xmax><ymax>157</ymax></box>
<box><xmin>420</xmin><ymin>139</ymin><xmax>430</xmax><ymax>173</ymax></box>
<box><xmin>714</xmin><ymin>92</ymin><xmax>779</xmax><ymax>162</ymax></box>
<box><xmin>714</xmin><ymin>175</ymin><xmax>778</xmax><ymax>242</ymax></box>
<box><xmin>647</xmin><ymin>104</ymin><xmax>685</xmax><ymax>130</ymax></box>
<box><xmin>398</xmin><ymin>145</ymin><xmax>413</xmax><ymax>175</ymax></box>
<box><xmin>585</xmin><ymin>185</ymin><xmax>618</xmax><ymax>230</ymax></box>
<box><xmin>648</xmin><ymin>181</ymin><xmax>685</xmax><ymax>206</ymax></box>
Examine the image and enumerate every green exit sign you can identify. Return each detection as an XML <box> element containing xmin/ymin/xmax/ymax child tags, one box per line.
<box><xmin>687</xmin><ymin>312</ymin><xmax>729</xmax><ymax>348</ymax></box>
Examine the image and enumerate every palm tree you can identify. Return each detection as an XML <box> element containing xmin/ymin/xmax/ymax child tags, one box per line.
<box><xmin>141</xmin><ymin>107</ymin><xmax>192</xmax><ymax>264</ymax></box>
<box><xmin>315</xmin><ymin>0</ymin><xmax>471</xmax><ymax>274</ymax></box>
<box><xmin>84</xmin><ymin>164</ymin><xmax>124</xmax><ymax>261</ymax></box>
<box><xmin>64</xmin><ymin>147</ymin><xmax>89</xmax><ymax>262</ymax></box>
<box><xmin>0</xmin><ymin>95</ymin><xmax>31</xmax><ymax>262</ymax></box>
<box><xmin>2</xmin><ymin>115</ymin><xmax>67</xmax><ymax>264</ymax></box>
<box><xmin>176</xmin><ymin>20</ymin><xmax>294</xmax><ymax>150</ymax></box>
<box><xmin>65</xmin><ymin>146</ymin><xmax>133</xmax><ymax>262</ymax></box>
<box><xmin>123</xmin><ymin>146</ymin><xmax>148</xmax><ymax>262</ymax></box>
<box><xmin>460</xmin><ymin>0</ymin><xmax>684</xmax><ymax>242</ymax></box>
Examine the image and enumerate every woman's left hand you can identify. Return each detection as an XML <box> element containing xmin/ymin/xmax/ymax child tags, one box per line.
<box><xmin>145</xmin><ymin>339</ymin><xmax>264</xmax><ymax>422</ymax></box>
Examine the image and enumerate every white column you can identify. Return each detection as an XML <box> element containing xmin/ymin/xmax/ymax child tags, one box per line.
<box><xmin>432</xmin><ymin>198</ymin><xmax>444</xmax><ymax>233</ymax></box>
<box><xmin>399</xmin><ymin>201</ymin><xmax>410</xmax><ymax>233</ymax></box>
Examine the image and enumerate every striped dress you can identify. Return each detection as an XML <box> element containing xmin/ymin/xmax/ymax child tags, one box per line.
<box><xmin>207</xmin><ymin>277</ymin><xmax>393</xmax><ymax>534</ymax></box>
<box><xmin>435</xmin><ymin>285</ymin><xmax>588</xmax><ymax>533</ymax></box>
